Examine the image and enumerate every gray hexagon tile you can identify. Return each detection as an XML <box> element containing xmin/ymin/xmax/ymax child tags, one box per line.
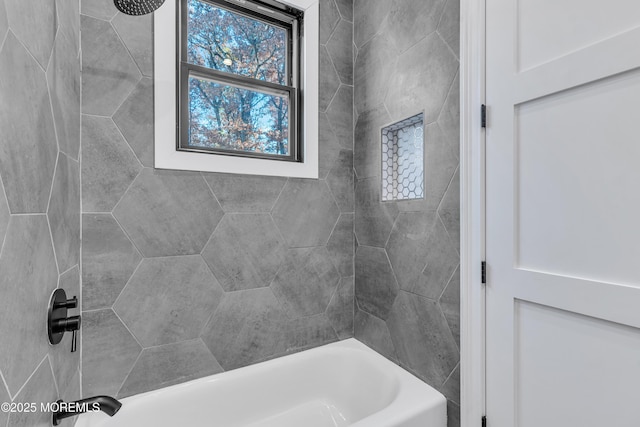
<box><xmin>355</xmin><ymin>245</ymin><xmax>398</xmax><ymax>320</ymax></box>
<box><xmin>439</xmin><ymin>266</ymin><xmax>460</xmax><ymax>346</ymax></box>
<box><xmin>0</xmin><ymin>374</ymin><xmax>8</xmax><ymax>427</ymax></box>
<box><xmin>56</xmin><ymin>0</ymin><xmax>80</xmax><ymax>56</ymax></box>
<box><xmin>320</xmin><ymin>0</ymin><xmax>340</xmax><ymax>44</ymax></box>
<box><xmin>0</xmin><ymin>0</ymin><xmax>7</xmax><ymax>43</ymax></box>
<box><xmin>113</xmin><ymin>168</ymin><xmax>223</xmax><ymax>257</ymax></box>
<box><xmin>327</xmin><ymin>150</ymin><xmax>355</xmax><ymax>213</ymax></box>
<box><xmin>81</xmin><ymin>15</ymin><xmax>141</xmax><ymax>116</ymax></box>
<box><xmin>272</xmin><ymin>179</ymin><xmax>340</xmax><ymax>248</ymax></box>
<box><xmin>319</xmin><ymin>46</ymin><xmax>341</xmax><ymax>112</ymax></box>
<box><xmin>59</xmin><ymin>369</ymin><xmax>81</xmax><ymax>427</ymax></box>
<box><xmin>203</xmin><ymin>173</ymin><xmax>287</xmax><ymax>213</ymax></box>
<box><xmin>286</xmin><ymin>314</ymin><xmax>338</xmax><ymax>351</ymax></box>
<box><xmin>354</xmin><ymin>104</ymin><xmax>391</xmax><ymax>179</ymax></box>
<box><xmin>327</xmin><ymin>85</ymin><xmax>354</xmax><ymax>147</ymax></box>
<box><xmin>386</xmin><ymin>291</ymin><xmax>459</xmax><ymax>386</ymax></box>
<box><xmin>355</xmin><ymin>177</ymin><xmax>399</xmax><ymax>247</ymax></box>
<box><xmin>112</xmin><ymin>12</ymin><xmax>152</xmax><ymax>77</ymax></box>
<box><xmin>0</xmin><ymin>32</ymin><xmax>57</xmax><ymax>214</ymax></box>
<box><xmin>4</xmin><ymin>0</ymin><xmax>55</xmax><ymax>69</ymax></box>
<box><xmin>354</xmin><ymin>309</ymin><xmax>397</xmax><ymax>362</ymax></box>
<box><xmin>0</xmin><ymin>180</ymin><xmax>8</xmax><ymax>249</ymax></box>
<box><xmin>82</xmin><ymin>309</ymin><xmax>142</xmax><ymax>397</ymax></box>
<box><xmin>440</xmin><ymin>363</ymin><xmax>460</xmax><ymax>404</ymax></box>
<box><xmin>438</xmin><ymin>0</ymin><xmax>460</xmax><ymax>58</ymax></box>
<box><xmin>384</xmin><ymin>0</ymin><xmax>446</xmax><ymax>54</ymax></box>
<box><xmin>81</xmin><ymin>115</ymin><xmax>142</xmax><ymax>212</ymax></box>
<box><xmin>326</xmin><ymin>276</ymin><xmax>354</xmax><ymax>339</ymax></box>
<box><xmin>384</xmin><ymin>32</ymin><xmax>458</xmax><ymax>123</ymax></box>
<box><xmin>47</xmin><ymin>26</ymin><xmax>81</xmax><ymax>160</ymax></box>
<box><xmin>0</xmin><ymin>216</ymin><xmax>57</xmax><ymax>395</ymax></box>
<box><xmin>447</xmin><ymin>400</ymin><xmax>461</xmax><ymax>427</ymax></box>
<box><xmin>438</xmin><ymin>73</ymin><xmax>460</xmax><ymax>153</ymax></box>
<box><xmin>118</xmin><ymin>339</ymin><xmax>222</xmax><ymax>398</ymax></box>
<box><xmin>353</xmin><ymin>0</ymin><xmax>391</xmax><ymax>48</ymax></box>
<box><xmin>319</xmin><ymin>113</ymin><xmax>342</xmax><ymax>179</ymax></box>
<box><xmin>48</xmin><ymin>153</ymin><xmax>80</xmax><ymax>273</ymax></box>
<box><xmin>327</xmin><ymin>213</ymin><xmax>354</xmax><ymax>277</ymax></box>
<box><xmin>81</xmin><ymin>0</ymin><xmax>118</xmax><ymax>21</ymax></box>
<box><xmin>7</xmin><ymin>358</ymin><xmax>57</xmax><ymax>427</ymax></box>
<box><xmin>271</xmin><ymin>247</ymin><xmax>340</xmax><ymax>318</ymax></box>
<box><xmin>49</xmin><ymin>267</ymin><xmax>81</xmax><ymax>396</ymax></box>
<box><xmin>82</xmin><ymin>214</ymin><xmax>142</xmax><ymax>310</ymax></box>
<box><xmin>202</xmin><ymin>214</ymin><xmax>286</xmax><ymax>292</ymax></box>
<box><xmin>354</xmin><ymin>33</ymin><xmax>396</xmax><ymax>114</ymax></box>
<box><xmin>113</xmin><ymin>77</ymin><xmax>154</xmax><ymax>167</ymax></box>
<box><xmin>326</xmin><ymin>20</ymin><xmax>353</xmax><ymax>84</ymax></box>
<box><xmin>201</xmin><ymin>288</ymin><xmax>288</xmax><ymax>371</ymax></box>
<box><xmin>114</xmin><ymin>255</ymin><xmax>224</xmax><ymax>347</ymax></box>
<box><xmin>386</xmin><ymin>211</ymin><xmax>438</xmax><ymax>292</ymax></box>
<box><xmin>438</xmin><ymin>167</ymin><xmax>460</xmax><ymax>253</ymax></box>
<box><xmin>396</xmin><ymin>123</ymin><xmax>458</xmax><ymax>212</ymax></box>
<box><xmin>334</xmin><ymin>0</ymin><xmax>352</xmax><ymax>22</ymax></box>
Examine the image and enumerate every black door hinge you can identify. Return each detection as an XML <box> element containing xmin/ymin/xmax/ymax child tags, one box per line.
<box><xmin>481</xmin><ymin>104</ymin><xmax>487</xmax><ymax>128</ymax></box>
<box><xmin>482</xmin><ymin>415</ymin><xmax>487</xmax><ymax>427</ymax></box>
<box><xmin>481</xmin><ymin>261</ymin><xmax>486</xmax><ymax>284</ymax></box>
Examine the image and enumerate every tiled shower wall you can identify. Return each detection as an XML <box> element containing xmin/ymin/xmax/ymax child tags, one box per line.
<box><xmin>0</xmin><ymin>0</ymin><xmax>82</xmax><ymax>425</ymax></box>
<box><xmin>79</xmin><ymin>0</ymin><xmax>355</xmax><ymax>398</ymax></box>
<box><xmin>352</xmin><ymin>0</ymin><xmax>461</xmax><ymax>426</ymax></box>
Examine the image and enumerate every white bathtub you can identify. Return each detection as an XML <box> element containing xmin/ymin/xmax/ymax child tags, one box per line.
<box><xmin>76</xmin><ymin>339</ymin><xmax>447</xmax><ymax>427</ymax></box>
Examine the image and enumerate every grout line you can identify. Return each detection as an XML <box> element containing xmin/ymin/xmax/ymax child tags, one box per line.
<box><xmin>8</xmin><ymin>355</ymin><xmax>49</xmax><ymax>402</ymax></box>
<box><xmin>0</xmin><ymin>369</ymin><xmax>10</xmax><ymax>402</ymax></box>
<box><xmin>114</xmin><ymin>348</ymin><xmax>143</xmax><ymax>398</ymax></box>
<box><xmin>111</xmin><ymin>116</ymin><xmax>145</xmax><ymax>169</ymax></box>
<box><xmin>109</xmin><ymin>256</ymin><xmax>144</xmax><ymax>313</ymax></box>
<box><xmin>112</xmin><ymin>308</ymin><xmax>145</xmax><ymax>350</ymax></box>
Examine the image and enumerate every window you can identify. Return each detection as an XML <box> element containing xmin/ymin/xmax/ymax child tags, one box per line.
<box><xmin>180</xmin><ymin>0</ymin><xmax>301</xmax><ymax>161</ymax></box>
<box><xmin>154</xmin><ymin>0</ymin><xmax>320</xmax><ymax>178</ymax></box>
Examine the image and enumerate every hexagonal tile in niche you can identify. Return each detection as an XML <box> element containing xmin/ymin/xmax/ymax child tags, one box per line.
<box><xmin>272</xmin><ymin>179</ymin><xmax>340</xmax><ymax>248</ymax></box>
<box><xmin>113</xmin><ymin>168</ymin><xmax>224</xmax><ymax>257</ymax></box>
<box><xmin>271</xmin><ymin>247</ymin><xmax>340</xmax><ymax>318</ymax></box>
<box><xmin>202</xmin><ymin>214</ymin><xmax>286</xmax><ymax>292</ymax></box>
<box><xmin>114</xmin><ymin>255</ymin><xmax>224</xmax><ymax>347</ymax></box>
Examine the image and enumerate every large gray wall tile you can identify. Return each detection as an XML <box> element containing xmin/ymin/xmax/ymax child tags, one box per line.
<box><xmin>0</xmin><ymin>180</ymin><xmax>8</xmax><ymax>250</ymax></box>
<box><xmin>447</xmin><ymin>400</ymin><xmax>461</xmax><ymax>427</ymax></box>
<box><xmin>271</xmin><ymin>247</ymin><xmax>340</xmax><ymax>318</ymax></box>
<box><xmin>355</xmin><ymin>177</ymin><xmax>398</xmax><ymax>247</ymax></box>
<box><xmin>437</xmin><ymin>0</ymin><xmax>460</xmax><ymax>58</ymax></box>
<box><xmin>354</xmin><ymin>309</ymin><xmax>397</xmax><ymax>361</ymax></box>
<box><xmin>81</xmin><ymin>0</ymin><xmax>118</xmax><ymax>20</ymax></box>
<box><xmin>326</xmin><ymin>20</ymin><xmax>353</xmax><ymax>85</ymax></box>
<box><xmin>0</xmin><ymin>372</ymin><xmax>9</xmax><ymax>426</ymax></box>
<box><xmin>82</xmin><ymin>214</ymin><xmax>142</xmax><ymax>310</ymax></box>
<box><xmin>114</xmin><ymin>256</ymin><xmax>224</xmax><ymax>347</ymax></box>
<box><xmin>118</xmin><ymin>339</ymin><xmax>222</xmax><ymax>398</ymax></box>
<box><xmin>319</xmin><ymin>0</ymin><xmax>340</xmax><ymax>44</ymax></box>
<box><xmin>81</xmin><ymin>15</ymin><xmax>141</xmax><ymax>116</ymax></box>
<box><xmin>286</xmin><ymin>314</ymin><xmax>338</xmax><ymax>350</ymax></box>
<box><xmin>56</xmin><ymin>0</ymin><xmax>80</xmax><ymax>56</ymax></box>
<box><xmin>355</xmin><ymin>246</ymin><xmax>398</xmax><ymax>320</ymax></box>
<box><xmin>58</xmin><ymin>369</ymin><xmax>81</xmax><ymax>427</ymax></box>
<box><xmin>327</xmin><ymin>213</ymin><xmax>354</xmax><ymax>277</ymax></box>
<box><xmin>113</xmin><ymin>77</ymin><xmax>154</xmax><ymax>167</ymax></box>
<box><xmin>47</xmin><ymin>27</ymin><xmax>81</xmax><ymax>160</ymax></box>
<box><xmin>353</xmin><ymin>0</ymin><xmax>390</xmax><ymax>48</ymax></box>
<box><xmin>387</xmin><ymin>292</ymin><xmax>459</xmax><ymax>386</ymax></box>
<box><xmin>334</xmin><ymin>0</ymin><xmax>353</xmax><ymax>22</ymax></box>
<box><xmin>0</xmin><ymin>216</ymin><xmax>58</xmax><ymax>395</ymax></box>
<box><xmin>49</xmin><ymin>267</ymin><xmax>81</xmax><ymax>397</ymax></box>
<box><xmin>111</xmin><ymin>12</ymin><xmax>152</xmax><ymax>77</ymax></box>
<box><xmin>113</xmin><ymin>168</ymin><xmax>223</xmax><ymax>257</ymax></box>
<box><xmin>48</xmin><ymin>153</ymin><xmax>80</xmax><ymax>273</ymax></box>
<box><xmin>385</xmin><ymin>0</ymin><xmax>446</xmax><ymax>53</ymax></box>
<box><xmin>327</xmin><ymin>85</ymin><xmax>354</xmax><ymax>147</ymax></box>
<box><xmin>354</xmin><ymin>104</ymin><xmax>390</xmax><ymax>179</ymax></box>
<box><xmin>272</xmin><ymin>179</ymin><xmax>340</xmax><ymax>248</ymax></box>
<box><xmin>326</xmin><ymin>276</ymin><xmax>355</xmax><ymax>339</ymax></box>
<box><xmin>318</xmin><ymin>113</ymin><xmax>342</xmax><ymax>179</ymax></box>
<box><xmin>202</xmin><ymin>214</ymin><xmax>285</xmax><ymax>292</ymax></box>
<box><xmin>203</xmin><ymin>173</ymin><xmax>287</xmax><ymax>213</ymax></box>
<box><xmin>4</xmin><ymin>0</ymin><xmax>55</xmax><ymax>69</ymax></box>
<box><xmin>319</xmin><ymin>46</ymin><xmax>340</xmax><ymax>112</ymax></box>
<box><xmin>7</xmin><ymin>358</ymin><xmax>57</xmax><ymax>427</ymax></box>
<box><xmin>0</xmin><ymin>0</ymin><xmax>7</xmax><ymax>43</ymax></box>
<box><xmin>82</xmin><ymin>309</ymin><xmax>142</xmax><ymax>397</ymax></box>
<box><xmin>327</xmin><ymin>150</ymin><xmax>355</xmax><ymax>213</ymax></box>
<box><xmin>81</xmin><ymin>115</ymin><xmax>142</xmax><ymax>213</ymax></box>
<box><xmin>201</xmin><ymin>288</ymin><xmax>288</xmax><ymax>371</ymax></box>
<box><xmin>440</xmin><ymin>363</ymin><xmax>460</xmax><ymax>404</ymax></box>
<box><xmin>354</xmin><ymin>34</ymin><xmax>395</xmax><ymax>114</ymax></box>
<box><xmin>439</xmin><ymin>266</ymin><xmax>460</xmax><ymax>346</ymax></box>
<box><xmin>384</xmin><ymin>33</ymin><xmax>458</xmax><ymax>124</ymax></box>
<box><xmin>0</xmin><ymin>32</ymin><xmax>57</xmax><ymax>214</ymax></box>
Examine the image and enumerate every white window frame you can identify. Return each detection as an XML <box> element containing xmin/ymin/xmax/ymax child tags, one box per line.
<box><xmin>153</xmin><ymin>0</ymin><xmax>319</xmax><ymax>178</ymax></box>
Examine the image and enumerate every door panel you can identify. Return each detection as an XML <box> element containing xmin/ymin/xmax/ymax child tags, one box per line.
<box><xmin>485</xmin><ymin>0</ymin><xmax>640</xmax><ymax>426</ymax></box>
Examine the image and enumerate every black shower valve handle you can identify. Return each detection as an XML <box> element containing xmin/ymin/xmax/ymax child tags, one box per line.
<box><xmin>54</xmin><ymin>296</ymin><xmax>77</xmax><ymax>310</ymax></box>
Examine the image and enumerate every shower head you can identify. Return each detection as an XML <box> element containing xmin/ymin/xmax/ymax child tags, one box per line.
<box><xmin>114</xmin><ymin>0</ymin><xmax>166</xmax><ymax>16</ymax></box>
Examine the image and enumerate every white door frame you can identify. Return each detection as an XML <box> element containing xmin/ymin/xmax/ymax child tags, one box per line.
<box><xmin>460</xmin><ymin>0</ymin><xmax>486</xmax><ymax>426</ymax></box>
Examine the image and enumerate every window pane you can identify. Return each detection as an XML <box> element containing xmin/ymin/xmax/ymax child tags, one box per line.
<box><xmin>187</xmin><ymin>0</ymin><xmax>288</xmax><ymax>85</ymax></box>
<box><xmin>187</xmin><ymin>75</ymin><xmax>290</xmax><ymax>156</ymax></box>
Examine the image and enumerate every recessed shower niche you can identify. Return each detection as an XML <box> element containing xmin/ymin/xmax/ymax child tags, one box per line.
<box><xmin>381</xmin><ymin>113</ymin><xmax>425</xmax><ymax>201</ymax></box>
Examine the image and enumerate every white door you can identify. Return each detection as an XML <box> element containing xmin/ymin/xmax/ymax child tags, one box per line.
<box><xmin>485</xmin><ymin>1</ymin><xmax>640</xmax><ymax>426</ymax></box>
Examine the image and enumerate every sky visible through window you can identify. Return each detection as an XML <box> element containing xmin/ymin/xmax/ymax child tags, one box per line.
<box><xmin>186</xmin><ymin>0</ymin><xmax>290</xmax><ymax>156</ymax></box>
